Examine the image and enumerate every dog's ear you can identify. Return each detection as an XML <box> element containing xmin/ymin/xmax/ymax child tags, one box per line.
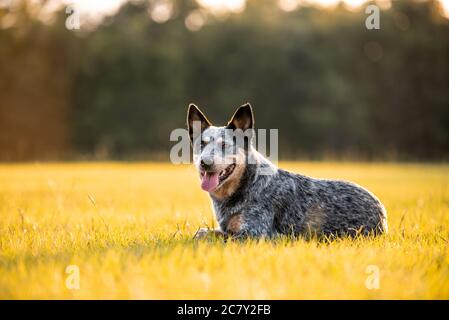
<box><xmin>187</xmin><ymin>103</ymin><xmax>211</xmax><ymax>143</ymax></box>
<box><xmin>227</xmin><ymin>103</ymin><xmax>254</xmax><ymax>131</ymax></box>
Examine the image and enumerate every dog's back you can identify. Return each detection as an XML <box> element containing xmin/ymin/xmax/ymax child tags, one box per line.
<box><xmin>214</xmin><ymin>158</ymin><xmax>387</xmax><ymax>238</ymax></box>
<box><xmin>271</xmin><ymin>169</ymin><xmax>387</xmax><ymax>237</ymax></box>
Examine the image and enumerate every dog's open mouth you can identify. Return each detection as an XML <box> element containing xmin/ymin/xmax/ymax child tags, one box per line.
<box><xmin>200</xmin><ymin>164</ymin><xmax>236</xmax><ymax>192</ymax></box>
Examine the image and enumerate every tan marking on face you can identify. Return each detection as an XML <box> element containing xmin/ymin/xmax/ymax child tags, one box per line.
<box><xmin>227</xmin><ymin>214</ymin><xmax>243</xmax><ymax>234</ymax></box>
<box><xmin>303</xmin><ymin>204</ymin><xmax>327</xmax><ymax>236</ymax></box>
<box><xmin>211</xmin><ymin>160</ymin><xmax>246</xmax><ymax>200</ymax></box>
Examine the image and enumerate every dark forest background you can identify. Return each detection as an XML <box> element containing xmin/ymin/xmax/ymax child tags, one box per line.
<box><xmin>1</xmin><ymin>0</ymin><xmax>449</xmax><ymax>161</ymax></box>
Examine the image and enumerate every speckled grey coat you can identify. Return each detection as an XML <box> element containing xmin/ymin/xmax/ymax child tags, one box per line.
<box><xmin>212</xmin><ymin>150</ymin><xmax>388</xmax><ymax>239</ymax></box>
<box><xmin>188</xmin><ymin>103</ymin><xmax>388</xmax><ymax>239</ymax></box>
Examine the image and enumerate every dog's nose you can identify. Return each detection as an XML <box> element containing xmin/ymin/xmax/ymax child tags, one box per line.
<box><xmin>200</xmin><ymin>159</ymin><xmax>213</xmax><ymax>170</ymax></box>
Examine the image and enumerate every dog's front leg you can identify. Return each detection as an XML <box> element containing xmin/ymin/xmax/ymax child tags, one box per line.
<box><xmin>227</xmin><ymin>212</ymin><xmax>274</xmax><ymax>240</ymax></box>
<box><xmin>193</xmin><ymin>227</ymin><xmax>225</xmax><ymax>240</ymax></box>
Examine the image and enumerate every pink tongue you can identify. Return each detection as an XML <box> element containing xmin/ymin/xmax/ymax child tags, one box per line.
<box><xmin>201</xmin><ymin>172</ymin><xmax>219</xmax><ymax>192</ymax></box>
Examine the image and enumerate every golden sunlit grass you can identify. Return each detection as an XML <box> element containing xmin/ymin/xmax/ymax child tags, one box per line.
<box><xmin>0</xmin><ymin>162</ymin><xmax>448</xmax><ymax>299</ymax></box>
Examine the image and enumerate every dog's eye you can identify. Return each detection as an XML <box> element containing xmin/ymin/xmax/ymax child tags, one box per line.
<box><xmin>221</xmin><ymin>141</ymin><xmax>227</xmax><ymax>149</ymax></box>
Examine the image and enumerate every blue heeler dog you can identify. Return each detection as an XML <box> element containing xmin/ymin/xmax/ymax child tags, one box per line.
<box><xmin>187</xmin><ymin>103</ymin><xmax>388</xmax><ymax>239</ymax></box>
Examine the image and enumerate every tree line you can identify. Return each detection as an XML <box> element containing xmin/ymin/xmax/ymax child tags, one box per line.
<box><xmin>1</xmin><ymin>0</ymin><xmax>448</xmax><ymax>161</ymax></box>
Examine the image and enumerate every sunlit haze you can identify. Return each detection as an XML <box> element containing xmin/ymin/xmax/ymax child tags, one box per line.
<box><xmin>58</xmin><ymin>0</ymin><xmax>449</xmax><ymax>20</ymax></box>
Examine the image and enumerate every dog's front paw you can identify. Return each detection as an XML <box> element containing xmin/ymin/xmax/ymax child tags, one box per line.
<box><xmin>194</xmin><ymin>227</ymin><xmax>210</xmax><ymax>239</ymax></box>
<box><xmin>193</xmin><ymin>228</ymin><xmax>225</xmax><ymax>240</ymax></box>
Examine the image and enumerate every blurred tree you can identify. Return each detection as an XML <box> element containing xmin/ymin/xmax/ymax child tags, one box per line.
<box><xmin>0</xmin><ymin>0</ymin><xmax>76</xmax><ymax>160</ymax></box>
<box><xmin>1</xmin><ymin>0</ymin><xmax>449</xmax><ymax>161</ymax></box>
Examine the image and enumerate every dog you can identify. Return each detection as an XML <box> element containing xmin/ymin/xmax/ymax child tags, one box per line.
<box><xmin>187</xmin><ymin>103</ymin><xmax>388</xmax><ymax>239</ymax></box>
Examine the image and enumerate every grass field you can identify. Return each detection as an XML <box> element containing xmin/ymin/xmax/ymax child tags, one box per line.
<box><xmin>0</xmin><ymin>162</ymin><xmax>448</xmax><ymax>299</ymax></box>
